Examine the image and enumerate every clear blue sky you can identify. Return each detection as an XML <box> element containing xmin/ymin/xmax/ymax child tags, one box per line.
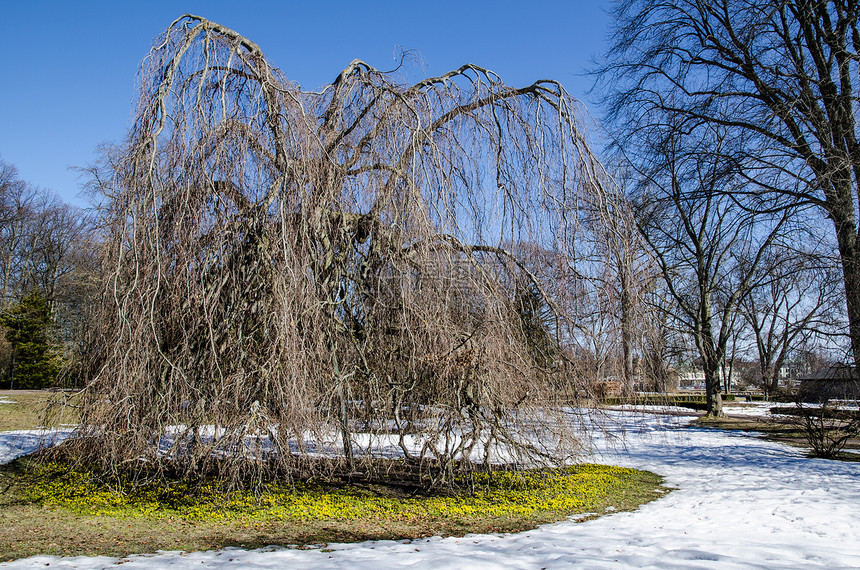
<box><xmin>0</xmin><ymin>1</ymin><xmax>612</xmax><ymax>207</ymax></box>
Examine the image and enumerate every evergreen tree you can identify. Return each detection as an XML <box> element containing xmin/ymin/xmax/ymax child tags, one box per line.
<box><xmin>515</xmin><ymin>280</ymin><xmax>558</xmax><ymax>371</ymax></box>
<box><xmin>0</xmin><ymin>291</ymin><xmax>63</xmax><ymax>388</ymax></box>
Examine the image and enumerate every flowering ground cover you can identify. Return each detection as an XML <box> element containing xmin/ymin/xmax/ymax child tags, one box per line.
<box><xmin>24</xmin><ymin>462</ymin><xmax>659</xmax><ymax>524</ymax></box>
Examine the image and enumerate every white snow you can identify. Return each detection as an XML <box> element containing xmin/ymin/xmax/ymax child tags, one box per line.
<box><xmin>721</xmin><ymin>401</ymin><xmax>860</xmax><ymax>419</ymax></box>
<box><xmin>2</xmin><ymin>411</ymin><xmax>859</xmax><ymax>569</ymax></box>
<box><xmin>0</xmin><ymin>429</ymin><xmax>74</xmax><ymax>465</ymax></box>
<box><xmin>720</xmin><ymin>401</ymin><xmax>804</xmax><ymax>419</ymax></box>
<box><xmin>606</xmin><ymin>404</ymin><xmax>700</xmax><ymax>416</ymax></box>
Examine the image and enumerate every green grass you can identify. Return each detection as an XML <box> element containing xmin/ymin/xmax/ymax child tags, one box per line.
<box><xmin>0</xmin><ymin>458</ymin><xmax>668</xmax><ymax>561</ymax></box>
<box><xmin>0</xmin><ymin>390</ymin><xmax>80</xmax><ymax>432</ymax></box>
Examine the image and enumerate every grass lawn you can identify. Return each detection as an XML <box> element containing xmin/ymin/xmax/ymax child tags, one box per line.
<box><xmin>0</xmin><ymin>458</ymin><xmax>667</xmax><ymax>561</ymax></box>
<box><xmin>0</xmin><ymin>390</ymin><xmax>80</xmax><ymax>432</ymax></box>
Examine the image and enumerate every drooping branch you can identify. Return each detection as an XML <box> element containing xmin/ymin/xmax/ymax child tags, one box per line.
<box><xmin>71</xmin><ymin>15</ymin><xmax>619</xmax><ymax>488</ymax></box>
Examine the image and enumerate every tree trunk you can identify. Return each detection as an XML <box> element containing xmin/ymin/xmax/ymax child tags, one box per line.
<box><xmin>760</xmin><ymin>369</ymin><xmax>776</xmax><ymax>397</ymax></box>
<box><xmin>842</xmin><ymin>253</ymin><xmax>860</xmax><ymax>371</ymax></box>
<box><xmin>8</xmin><ymin>344</ymin><xmax>14</xmax><ymax>390</ymax></box>
<box><xmin>830</xmin><ymin>198</ymin><xmax>860</xmax><ymax>370</ymax></box>
<box><xmin>331</xmin><ymin>352</ymin><xmax>354</xmax><ymax>470</ymax></box>
<box><xmin>703</xmin><ymin>361</ymin><xmax>723</xmax><ymax>417</ymax></box>
<box><xmin>698</xmin><ymin>291</ymin><xmax>725</xmax><ymax>417</ymax></box>
<box><xmin>620</xmin><ymin>268</ymin><xmax>635</xmax><ymax>394</ymax></box>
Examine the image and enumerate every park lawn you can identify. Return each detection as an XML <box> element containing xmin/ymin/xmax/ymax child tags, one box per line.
<box><xmin>0</xmin><ymin>390</ymin><xmax>82</xmax><ymax>432</ymax></box>
<box><xmin>0</xmin><ymin>392</ymin><xmax>668</xmax><ymax>561</ymax></box>
<box><xmin>694</xmin><ymin>414</ymin><xmax>860</xmax><ymax>462</ymax></box>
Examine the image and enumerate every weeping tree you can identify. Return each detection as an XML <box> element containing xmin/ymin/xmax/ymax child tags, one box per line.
<box><xmin>69</xmin><ymin>15</ymin><xmax>614</xmax><ymax>487</ymax></box>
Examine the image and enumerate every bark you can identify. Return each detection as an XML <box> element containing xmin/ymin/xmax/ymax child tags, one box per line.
<box><xmin>619</xmin><ymin>266</ymin><xmax>635</xmax><ymax>393</ymax></box>
<box><xmin>832</xmin><ymin>203</ymin><xmax>860</xmax><ymax>368</ymax></box>
<box><xmin>702</xmin><ymin>355</ymin><xmax>723</xmax><ymax>417</ymax></box>
<box><xmin>699</xmin><ymin>300</ymin><xmax>725</xmax><ymax>417</ymax></box>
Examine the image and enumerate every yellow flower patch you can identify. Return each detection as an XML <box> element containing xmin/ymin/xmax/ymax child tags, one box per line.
<box><xmin>26</xmin><ymin>462</ymin><xmax>657</xmax><ymax>524</ymax></box>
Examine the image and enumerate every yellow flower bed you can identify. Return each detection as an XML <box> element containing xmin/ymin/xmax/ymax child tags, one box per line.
<box><xmin>26</xmin><ymin>462</ymin><xmax>651</xmax><ymax>523</ymax></box>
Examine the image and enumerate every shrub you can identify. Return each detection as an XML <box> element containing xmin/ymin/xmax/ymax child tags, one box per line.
<box><xmin>789</xmin><ymin>400</ymin><xmax>860</xmax><ymax>459</ymax></box>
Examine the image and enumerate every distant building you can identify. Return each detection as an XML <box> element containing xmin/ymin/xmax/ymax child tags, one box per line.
<box><xmin>799</xmin><ymin>366</ymin><xmax>860</xmax><ymax>401</ymax></box>
<box><xmin>773</xmin><ymin>362</ymin><xmax>809</xmax><ymax>389</ymax></box>
<box><xmin>676</xmin><ymin>365</ymin><xmax>726</xmax><ymax>391</ymax></box>
<box><xmin>677</xmin><ymin>368</ymin><xmax>705</xmax><ymax>391</ymax></box>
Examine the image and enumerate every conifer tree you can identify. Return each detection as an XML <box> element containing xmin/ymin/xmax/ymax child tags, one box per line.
<box><xmin>0</xmin><ymin>291</ymin><xmax>63</xmax><ymax>389</ymax></box>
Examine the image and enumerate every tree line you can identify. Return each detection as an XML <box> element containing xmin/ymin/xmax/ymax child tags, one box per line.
<box><xmin>0</xmin><ymin>158</ymin><xmax>96</xmax><ymax>389</ymax></box>
<box><xmin>595</xmin><ymin>0</ymin><xmax>857</xmax><ymax>416</ymax></box>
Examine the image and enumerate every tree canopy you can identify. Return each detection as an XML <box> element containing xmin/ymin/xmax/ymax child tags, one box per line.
<box><xmin>71</xmin><ymin>15</ymin><xmax>617</xmax><ymax>487</ymax></box>
<box><xmin>1</xmin><ymin>290</ymin><xmax>63</xmax><ymax>389</ymax></box>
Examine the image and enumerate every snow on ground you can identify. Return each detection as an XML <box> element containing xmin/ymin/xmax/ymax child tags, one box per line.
<box><xmin>609</xmin><ymin>401</ymin><xmax>820</xmax><ymax>419</ymax></box>
<box><xmin>2</xmin><ymin>412</ymin><xmax>860</xmax><ymax>569</ymax></box>
<box><xmin>722</xmin><ymin>401</ymin><xmax>860</xmax><ymax>419</ymax></box>
<box><xmin>606</xmin><ymin>404</ymin><xmax>700</xmax><ymax>416</ymax></box>
<box><xmin>607</xmin><ymin>400</ymin><xmax>811</xmax><ymax>419</ymax></box>
<box><xmin>720</xmin><ymin>402</ymin><xmax>795</xmax><ymax>418</ymax></box>
<box><xmin>0</xmin><ymin>429</ymin><xmax>74</xmax><ymax>466</ymax></box>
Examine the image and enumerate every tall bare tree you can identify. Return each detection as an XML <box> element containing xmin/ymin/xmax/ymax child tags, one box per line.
<box><xmin>740</xmin><ymin>242</ymin><xmax>845</xmax><ymax>395</ymax></box>
<box><xmin>0</xmin><ymin>158</ymin><xmax>96</xmax><ymax>388</ymax></box>
<box><xmin>631</xmin><ymin>121</ymin><xmax>789</xmax><ymax>416</ymax></box>
<box><xmin>585</xmin><ymin>168</ymin><xmax>659</xmax><ymax>394</ymax></box>
<box><xmin>0</xmin><ymin>158</ymin><xmax>39</xmax><ymax>306</ymax></box>
<box><xmin>597</xmin><ymin>0</ymin><xmax>860</xmax><ymax>371</ymax></box>
<box><xmin>0</xmin><ymin>158</ymin><xmax>90</xmax><ymax>310</ymax></box>
<box><xmin>72</xmin><ymin>15</ymin><xmax>615</xmax><ymax>487</ymax></box>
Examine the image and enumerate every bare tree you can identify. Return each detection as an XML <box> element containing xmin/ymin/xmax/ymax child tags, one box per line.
<box><xmin>597</xmin><ymin>0</ymin><xmax>860</xmax><ymax>374</ymax></box>
<box><xmin>740</xmin><ymin>243</ymin><xmax>845</xmax><ymax>395</ymax></box>
<box><xmin>639</xmin><ymin>286</ymin><xmax>681</xmax><ymax>393</ymax></box>
<box><xmin>0</xmin><ymin>158</ymin><xmax>95</xmax><ymax>388</ymax></box>
<box><xmin>0</xmin><ymin>158</ymin><xmax>90</xmax><ymax>309</ymax></box>
<box><xmin>586</xmin><ymin>168</ymin><xmax>662</xmax><ymax>394</ymax></box>
<box><xmin>71</xmin><ymin>15</ymin><xmax>615</xmax><ymax>488</ymax></box>
<box><xmin>631</xmin><ymin>121</ymin><xmax>789</xmax><ymax>416</ymax></box>
<box><xmin>25</xmin><ymin>202</ymin><xmax>89</xmax><ymax>308</ymax></box>
<box><xmin>0</xmin><ymin>158</ymin><xmax>39</xmax><ymax>306</ymax></box>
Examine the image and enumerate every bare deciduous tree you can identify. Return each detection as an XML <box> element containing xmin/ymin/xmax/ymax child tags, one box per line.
<box><xmin>630</xmin><ymin>122</ymin><xmax>790</xmax><ymax>416</ymax></box>
<box><xmin>584</xmin><ymin>168</ymin><xmax>660</xmax><ymax>394</ymax></box>
<box><xmin>0</xmin><ymin>158</ymin><xmax>39</xmax><ymax>306</ymax></box>
<box><xmin>0</xmin><ymin>157</ymin><xmax>93</xmax><ymax>389</ymax></box>
<box><xmin>70</xmin><ymin>15</ymin><xmax>616</xmax><ymax>488</ymax></box>
<box><xmin>597</xmin><ymin>0</ymin><xmax>860</xmax><ymax>373</ymax></box>
<box><xmin>740</xmin><ymin>243</ymin><xmax>845</xmax><ymax>395</ymax></box>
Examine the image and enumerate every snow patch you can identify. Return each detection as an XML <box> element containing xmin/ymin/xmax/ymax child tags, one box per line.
<box><xmin>0</xmin><ymin>429</ymin><xmax>75</xmax><ymax>465</ymax></box>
